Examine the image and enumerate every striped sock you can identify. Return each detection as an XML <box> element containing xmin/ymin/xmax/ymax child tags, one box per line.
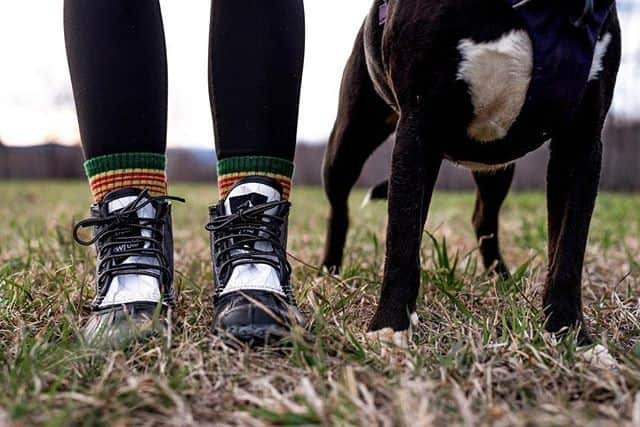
<box><xmin>84</xmin><ymin>152</ymin><xmax>168</xmax><ymax>202</ymax></box>
<box><xmin>217</xmin><ymin>156</ymin><xmax>294</xmax><ymax>200</ymax></box>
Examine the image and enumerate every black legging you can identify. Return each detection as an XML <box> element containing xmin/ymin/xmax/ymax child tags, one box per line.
<box><xmin>64</xmin><ymin>0</ymin><xmax>305</xmax><ymax>161</ymax></box>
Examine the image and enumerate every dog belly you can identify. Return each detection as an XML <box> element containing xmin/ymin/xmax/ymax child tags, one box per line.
<box><xmin>454</xmin><ymin>159</ymin><xmax>515</xmax><ymax>172</ymax></box>
<box><xmin>442</xmin><ymin>129</ymin><xmax>551</xmax><ymax>171</ymax></box>
<box><xmin>457</xmin><ymin>30</ymin><xmax>533</xmax><ymax>143</ymax></box>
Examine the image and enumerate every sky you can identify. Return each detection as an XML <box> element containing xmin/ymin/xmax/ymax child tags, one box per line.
<box><xmin>0</xmin><ymin>0</ymin><xmax>637</xmax><ymax>149</ymax></box>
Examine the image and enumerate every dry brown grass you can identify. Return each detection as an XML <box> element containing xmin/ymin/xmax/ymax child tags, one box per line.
<box><xmin>0</xmin><ymin>181</ymin><xmax>639</xmax><ymax>426</ymax></box>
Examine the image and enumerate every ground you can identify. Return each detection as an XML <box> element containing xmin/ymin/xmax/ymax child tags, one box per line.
<box><xmin>0</xmin><ymin>181</ymin><xmax>639</xmax><ymax>426</ymax></box>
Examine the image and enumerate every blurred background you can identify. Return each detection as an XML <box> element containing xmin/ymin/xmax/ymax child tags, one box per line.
<box><xmin>0</xmin><ymin>0</ymin><xmax>638</xmax><ymax>190</ymax></box>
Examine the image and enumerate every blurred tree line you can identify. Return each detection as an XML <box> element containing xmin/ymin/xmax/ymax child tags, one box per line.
<box><xmin>0</xmin><ymin>119</ymin><xmax>638</xmax><ymax>191</ymax></box>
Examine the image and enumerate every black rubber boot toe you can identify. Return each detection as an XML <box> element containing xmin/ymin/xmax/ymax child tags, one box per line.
<box><xmin>82</xmin><ymin>302</ymin><xmax>167</xmax><ymax>348</ymax></box>
<box><xmin>213</xmin><ymin>290</ymin><xmax>305</xmax><ymax>346</ymax></box>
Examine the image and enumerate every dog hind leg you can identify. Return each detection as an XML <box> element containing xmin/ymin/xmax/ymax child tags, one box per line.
<box><xmin>472</xmin><ymin>165</ymin><xmax>515</xmax><ymax>278</ymax></box>
<box><xmin>321</xmin><ymin>27</ymin><xmax>396</xmax><ymax>273</ymax></box>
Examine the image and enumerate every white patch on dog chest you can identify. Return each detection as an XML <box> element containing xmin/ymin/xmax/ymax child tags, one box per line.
<box><xmin>588</xmin><ymin>33</ymin><xmax>612</xmax><ymax>81</ymax></box>
<box><xmin>457</xmin><ymin>30</ymin><xmax>533</xmax><ymax>142</ymax></box>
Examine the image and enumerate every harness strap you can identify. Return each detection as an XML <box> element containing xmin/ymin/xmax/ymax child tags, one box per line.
<box><xmin>506</xmin><ymin>0</ymin><xmax>614</xmax><ymax>128</ymax></box>
<box><xmin>379</xmin><ymin>0</ymin><xmax>389</xmax><ymax>26</ymax></box>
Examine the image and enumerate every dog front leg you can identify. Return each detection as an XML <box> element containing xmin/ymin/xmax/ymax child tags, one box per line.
<box><xmin>544</xmin><ymin>136</ymin><xmax>602</xmax><ymax>344</ymax></box>
<box><xmin>369</xmin><ymin>114</ymin><xmax>442</xmax><ymax>335</ymax></box>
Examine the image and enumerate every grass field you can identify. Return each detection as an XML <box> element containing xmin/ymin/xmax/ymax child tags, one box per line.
<box><xmin>1</xmin><ymin>181</ymin><xmax>640</xmax><ymax>426</ymax></box>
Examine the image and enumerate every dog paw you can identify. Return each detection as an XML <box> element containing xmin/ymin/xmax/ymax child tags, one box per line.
<box><xmin>581</xmin><ymin>344</ymin><xmax>618</xmax><ymax>370</ymax></box>
<box><xmin>366</xmin><ymin>328</ymin><xmax>410</xmax><ymax>349</ymax></box>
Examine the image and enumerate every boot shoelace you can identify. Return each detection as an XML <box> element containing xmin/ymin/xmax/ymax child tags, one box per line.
<box><xmin>206</xmin><ymin>200</ymin><xmax>295</xmax><ymax>304</ymax></box>
<box><xmin>73</xmin><ymin>190</ymin><xmax>185</xmax><ymax>308</ymax></box>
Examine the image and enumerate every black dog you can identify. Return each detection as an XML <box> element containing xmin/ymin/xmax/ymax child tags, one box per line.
<box><xmin>321</xmin><ymin>0</ymin><xmax>621</xmax><ymax>344</ymax></box>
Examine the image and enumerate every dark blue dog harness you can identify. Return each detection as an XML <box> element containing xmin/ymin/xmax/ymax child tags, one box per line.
<box><xmin>506</xmin><ymin>0</ymin><xmax>615</xmax><ymax>127</ymax></box>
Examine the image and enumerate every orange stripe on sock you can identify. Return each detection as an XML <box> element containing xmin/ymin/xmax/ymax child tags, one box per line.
<box><xmin>218</xmin><ymin>175</ymin><xmax>291</xmax><ymax>185</ymax></box>
<box><xmin>91</xmin><ymin>181</ymin><xmax>167</xmax><ymax>195</ymax></box>
<box><xmin>217</xmin><ymin>180</ymin><xmax>291</xmax><ymax>192</ymax></box>
<box><xmin>93</xmin><ymin>183</ymin><xmax>167</xmax><ymax>196</ymax></box>
<box><xmin>218</xmin><ymin>178</ymin><xmax>292</xmax><ymax>199</ymax></box>
<box><xmin>91</xmin><ymin>172</ymin><xmax>166</xmax><ymax>188</ymax></box>
<box><xmin>93</xmin><ymin>184</ymin><xmax>167</xmax><ymax>200</ymax></box>
<box><xmin>217</xmin><ymin>179</ymin><xmax>292</xmax><ymax>200</ymax></box>
<box><xmin>89</xmin><ymin>169</ymin><xmax>167</xmax><ymax>202</ymax></box>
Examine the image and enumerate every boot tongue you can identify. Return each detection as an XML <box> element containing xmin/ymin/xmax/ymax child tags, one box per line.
<box><xmin>104</xmin><ymin>188</ymin><xmax>156</xmax><ymax>219</ymax></box>
<box><xmin>98</xmin><ymin>188</ymin><xmax>162</xmax><ymax>308</ymax></box>
<box><xmin>104</xmin><ymin>188</ymin><xmax>157</xmax><ymax>258</ymax></box>
<box><xmin>224</xmin><ymin>177</ymin><xmax>283</xmax><ymax>215</ymax></box>
<box><xmin>219</xmin><ymin>177</ymin><xmax>287</xmax><ymax>297</ymax></box>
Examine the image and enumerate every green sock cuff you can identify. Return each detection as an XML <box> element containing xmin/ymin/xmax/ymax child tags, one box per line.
<box><xmin>84</xmin><ymin>152</ymin><xmax>166</xmax><ymax>179</ymax></box>
<box><xmin>217</xmin><ymin>156</ymin><xmax>294</xmax><ymax>178</ymax></box>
